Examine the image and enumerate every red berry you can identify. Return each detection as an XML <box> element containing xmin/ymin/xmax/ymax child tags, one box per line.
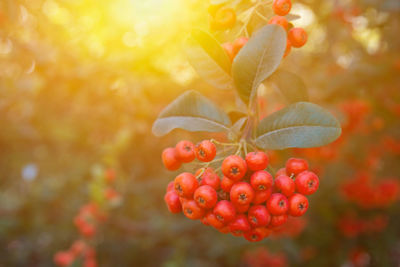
<box><xmin>250</xmin><ymin>170</ymin><xmax>273</xmax><ymax>191</ymax></box>
<box><xmin>84</xmin><ymin>258</ymin><xmax>97</xmax><ymax>267</ymax></box>
<box><xmin>221</xmin><ymin>176</ymin><xmax>235</xmax><ymax>192</ymax></box>
<box><xmin>70</xmin><ymin>240</ymin><xmax>87</xmax><ymax>257</ymax></box>
<box><xmin>222</xmin><ymin>155</ymin><xmax>247</xmax><ymax>181</ymax></box>
<box><xmin>295</xmin><ymin>171</ymin><xmax>319</xmax><ymax>195</ymax></box>
<box><xmin>194</xmin><ymin>185</ymin><xmax>218</xmax><ymax>209</ymax></box>
<box><xmin>182</xmin><ymin>200</ymin><xmax>205</xmax><ymax>220</ymax></box>
<box><xmin>213</xmin><ymin>8</ymin><xmax>236</xmax><ymax>30</ymax></box>
<box><xmin>286</xmin><ymin>158</ymin><xmax>309</xmax><ymax>176</ymax></box>
<box><xmin>288</xmin><ymin>27</ymin><xmax>308</xmax><ymax>48</ymax></box>
<box><xmin>274</xmin><ymin>175</ymin><xmax>295</xmax><ymax>197</ymax></box>
<box><xmin>213</xmin><ymin>200</ymin><xmax>236</xmax><ymax>224</ymax></box>
<box><xmin>195</xmin><ymin>140</ymin><xmax>217</xmax><ymax>162</ymax></box>
<box><xmin>164</xmin><ymin>191</ymin><xmax>182</xmax><ymax>213</ymax></box>
<box><xmin>246</xmin><ymin>151</ymin><xmax>269</xmax><ymax>171</ymax></box>
<box><xmin>276</xmin><ymin>168</ymin><xmax>287</xmax><ymax>177</ymax></box>
<box><xmin>244</xmin><ymin>227</ymin><xmax>268</xmax><ymax>242</ymax></box>
<box><xmin>105</xmin><ymin>168</ymin><xmax>116</xmax><ymax>184</ymax></box>
<box><xmin>54</xmin><ymin>251</ymin><xmax>75</xmax><ymax>267</ymax></box>
<box><xmin>162</xmin><ymin>148</ymin><xmax>181</xmax><ymax>171</ymax></box>
<box><xmin>248</xmin><ymin>205</ymin><xmax>271</xmax><ymax>228</ymax></box>
<box><xmin>272</xmin><ymin>0</ymin><xmax>292</xmax><ymax>16</ymax></box>
<box><xmin>218</xmin><ymin>225</ymin><xmax>231</xmax><ymax>234</ymax></box>
<box><xmin>233</xmin><ymin>37</ymin><xmax>249</xmax><ymax>55</ymax></box>
<box><xmin>267</xmin><ymin>193</ymin><xmax>289</xmax><ymax>215</ymax></box>
<box><xmin>174</xmin><ymin>172</ymin><xmax>199</xmax><ymax>198</ymax></box>
<box><xmin>289</xmin><ymin>193</ymin><xmax>309</xmax><ymax>216</ymax></box>
<box><xmin>166</xmin><ymin>181</ymin><xmax>175</xmax><ymax>192</ymax></box>
<box><xmin>284</xmin><ymin>39</ymin><xmax>291</xmax><ymax>57</ymax></box>
<box><xmin>269</xmin><ymin>214</ymin><xmax>288</xmax><ymax>228</ymax></box>
<box><xmin>229</xmin><ymin>214</ymin><xmax>251</xmax><ymax>236</ymax></box>
<box><xmin>252</xmin><ymin>188</ymin><xmax>272</xmax><ymax>204</ymax></box>
<box><xmin>175</xmin><ymin>140</ymin><xmax>195</xmax><ymax>163</ymax></box>
<box><xmin>230</xmin><ymin>182</ymin><xmax>255</xmax><ymax>205</ymax></box>
<box><xmin>268</xmin><ymin>16</ymin><xmax>289</xmax><ymax>31</ymax></box>
<box><xmin>205</xmin><ymin>212</ymin><xmax>225</xmax><ymax>229</ymax></box>
<box><xmin>234</xmin><ymin>203</ymin><xmax>250</xmax><ymax>213</ymax></box>
<box><xmin>201</xmin><ymin>216</ymin><xmax>210</xmax><ymax>226</ymax></box>
<box><xmin>199</xmin><ymin>168</ymin><xmax>220</xmax><ymax>190</ymax></box>
<box><xmin>222</xmin><ymin>42</ymin><xmax>235</xmax><ymax>62</ymax></box>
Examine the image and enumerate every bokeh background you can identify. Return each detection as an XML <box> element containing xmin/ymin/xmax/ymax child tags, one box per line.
<box><xmin>1</xmin><ymin>0</ymin><xmax>400</xmax><ymax>266</ymax></box>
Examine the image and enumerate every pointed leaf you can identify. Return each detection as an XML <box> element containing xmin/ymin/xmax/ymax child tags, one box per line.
<box><xmin>232</xmin><ymin>24</ymin><xmax>287</xmax><ymax>102</ymax></box>
<box><xmin>269</xmin><ymin>70</ymin><xmax>309</xmax><ymax>103</ymax></box>
<box><xmin>256</xmin><ymin>102</ymin><xmax>341</xmax><ymax>150</ymax></box>
<box><xmin>152</xmin><ymin>90</ymin><xmax>232</xmax><ymax>137</ymax></box>
<box><xmin>186</xmin><ymin>29</ymin><xmax>235</xmax><ymax>90</ymax></box>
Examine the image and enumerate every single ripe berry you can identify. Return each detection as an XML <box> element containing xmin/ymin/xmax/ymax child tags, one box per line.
<box><xmin>246</xmin><ymin>151</ymin><xmax>269</xmax><ymax>171</ymax></box>
<box><xmin>284</xmin><ymin>39</ymin><xmax>291</xmax><ymax>58</ymax></box>
<box><xmin>274</xmin><ymin>175</ymin><xmax>295</xmax><ymax>197</ymax></box>
<box><xmin>252</xmin><ymin>188</ymin><xmax>272</xmax><ymax>204</ymax></box>
<box><xmin>54</xmin><ymin>251</ymin><xmax>75</xmax><ymax>267</ymax></box>
<box><xmin>195</xmin><ymin>140</ymin><xmax>217</xmax><ymax>162</ymax></box>
<box><xmin>288</xmin><ymin>27</ymin><xmax>308</xmax><ymax>48</ymax></box>
<box><xmin>194</xmin><ymin>185</ymin><xmax>218</xmax><ymax>209</ymax></box>
<box><xmin>213</xmin><ymin>200</ymin><xmax>236</xmax><ymax>224</ymax></box>
<box><xmin>213</xmin><ymin>8</ymin><xmax>236</xmax><ymax>30</ymax></box>
<box><xmin>174</xmin><ymin>172</ymin><xmax>199</xmax><ymax>198</ymax></box>
<box><xmin>230</xmin><ymin>182</ymin><xmax>255</xmax><ymax>205</ymax></box>
<box><xmin>205</xmin><ymin>212</ymin><xmax>225</xmax><ymax>229</ymax></box>
<box><xmin>250</xmin><ymin>170</ymin><xmax>273</xmax><ymax>191</ymax></box>
<box><xmin>289</xmin><ymin>193</ymin><xmax>309</xmax><ymax>216</ymax></box>
<box><xmin>234</xmin><ymin>203</ymin><xmax>250</xmax><ymax>213</ymax></box>
<box><xmin>175</xmin><ymin>140</ymin><xmax>195</xmax><ymax>163</ymax></box>
<box><xmin>222</xmin><ymin>42</ymin><xmax>235</xmax><ymax>62</ymax></box>
<box><xmin>286</xmin><ymin>158</ymin><xmax>309</xmax><ymax>176</ymax></box>
<box><xmin>268</xmin><ymin>214</ymin><xmax>288</xmax><ymax>228</ymax></box>
<box><xmin>267</xmin><ymin>193</ymin><xmax>289</xmax><ymax>215</ymax></box>
<box><xmin>295</xmin><ymin>171</ymin><xmax>319</xmax><ymax>195</ymax></box>
<box><xmin>244</xmin><ymin>227</ymin><xmax>268</xmax><ymax>242</ymax></box>
<box><xmin>233</xmin><ymin>37</ymin><xmax>249</xmax><ymax>55</ymax></box>
<box><xmin>272</xmin><ymin>0</ymin><xmax>292</xmax><ymax>16</ymax></box>
<box><xmin>183</xmin><ymin>200</ymin><xmax>205</xmax><ymax>220</ymax></box>
<box><xmin>221</xmin><ymin>176</ymin><xmax>235</xmax><ymax>192</ymax></box>
<box><xmin>161</xmin><ymin>148</ymin><xmax>181</xmax><ymax>171</ymax></box>
<box><xmin>229</xmin><ymin>214</ymin><xmax>251</xmax><ymax>236</ymax></box>
<box><xmin>198</xmin><ymin>168</ymin><xmax>220</xmax><ymax>190</ymax></box>
<box><xmin>164</xmin><ymin>191</ymin><xmax>182</xmax><ymax>214</ymax></box>
<box><xmin>248</xmin><ymin>205</ymin><xmax>271</xmax><ymax>228</ymax></box>
<box><xmin>222</xmin><ymin>155</ymin><xmax>247</xmax><ymax>181</ymax></box>
<box><xmin>268</xmin><ymin>16</ymin><xmax>289</xmax><ymax>31</ymax></box>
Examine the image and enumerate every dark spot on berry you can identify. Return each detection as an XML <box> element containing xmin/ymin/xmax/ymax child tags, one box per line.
<box><xmin>251</xmin><ymin>217</ymin><xmax>258</xmax><ymax>223</ymax></box>
<box><xmin>279</xmin><ymin>200</ymin><xmax>285</xmax><ymax>207</ymax></box>
<box><xmin>186</xmin><ymin>209</ymin><xmax>192</xmax><ymax>214</ymax></box>
<box><xmin>216</xmin><ymin>214</ymin><xmax>223</xmax><ymax>221</ymax></box>
<box><xmin>239</xmin><ymin>193</ymin><xmax>247</xmax><ymax>201</ymax></box>
<box><xmin>231</xmin><ymin>167</ymin><xmax>239</xmax><ymax>175</ymax></box>
<box><xmin>175</xmin><ymin>184</ymin><xmax>182</xmax><ymax>192</ymax></box>
<box><xmin>258</xmin><ymin>185</ymin><xmax>265</xmax><ymax>190</ymax></box>
<box><xmin>198</xmin><ymin>197</ymin><xmax>205</xmax><ymax>204</ymax></box>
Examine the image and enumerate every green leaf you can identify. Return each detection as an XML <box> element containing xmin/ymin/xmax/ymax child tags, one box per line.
<box><xmin>255</xmin><ymin>102</ymin><xmax>341</xmax><ymax>150</ymax></box>
<box><xmin>232</xmin><ymin>24</ymin><xmax>287</xmax><ymax>102</ymax></box>
<box><xmin>269</xmin><ymin>70</ymin><xmax>309</xmax><ymax>103</ymax></box>
<box><xmin>186</xmin><ymin>29</ymin><xmax>234</xmax><ymax>90</ymax></box>
<box><xmin>152</xmin><ymin>90</ymin><xmax>232</xmax><ymax>137</ymax></box>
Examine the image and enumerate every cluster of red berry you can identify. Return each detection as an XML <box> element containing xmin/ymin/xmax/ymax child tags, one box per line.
<box><xmin>338</xmin><ymin>213</ymin><xmax>389</xmax><ymax>238</ymax></box>
<box><xmin>54</xmin><ymin>168</ymin><xmax>121</xmax><ymax>267</ymax></box>
<box><xmin>341</xmin><ymin>172</ymin><xmax>400</xmax><ymax>209</ymax></box>
<box><xmin>54</xmin><ymin>240</ymin><xmax>96</xmax><ymax>267</ymax></box>
<box><xmin>163</xmin><ymin>140</ymin><xmax>319</xmax><ymax>242</ymax></box>
<box><xmin>268</xmin><ymin>0</ymin><xmax>307</xmax><ymax>57</ymax></box>
<box><xmin>242</xmin><ymin>247</ymin><xmax>288</xmax><ymax>267</ymax></box>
